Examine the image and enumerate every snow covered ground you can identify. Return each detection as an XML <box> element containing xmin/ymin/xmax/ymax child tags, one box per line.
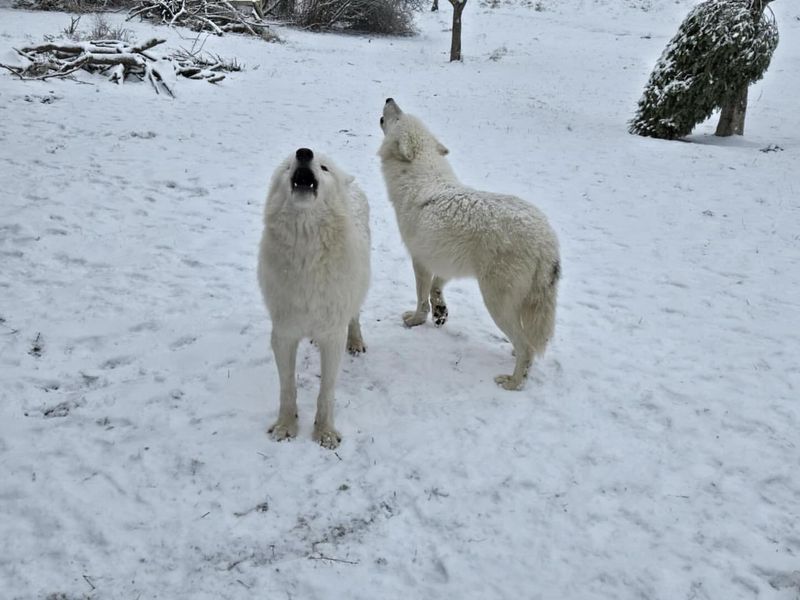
<box><xmin>1</xmin><ymin>1</ymin><xmax>799</xmax><ymax>598</ymax></box>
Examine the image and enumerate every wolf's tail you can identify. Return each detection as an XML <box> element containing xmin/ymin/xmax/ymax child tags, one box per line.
<box><xmin>520</xmin><ymin>259</ymin><xmax>560</xmax><ymax>356</ymax></box>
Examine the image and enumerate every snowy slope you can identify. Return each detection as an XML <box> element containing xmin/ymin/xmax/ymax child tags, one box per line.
<box><xmin>1</xmin><ymin>1</ymin><xmax>799</xmax><ymax>598</ymax></box>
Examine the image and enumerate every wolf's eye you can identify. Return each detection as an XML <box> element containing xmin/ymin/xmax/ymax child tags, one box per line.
<box><xmin>320</xmin><ymin>165</ymin><xmax>329</xmax><ymax>172</ymax></box>
<box><xmin>380</xmin><ymin>117</ymin><xmax>385</xmax><ymax>126</ymax></box>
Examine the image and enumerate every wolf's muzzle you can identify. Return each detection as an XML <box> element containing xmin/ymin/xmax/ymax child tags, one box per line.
<box><xmin>291</xmin><ymin>166</ymin><xmax>317</xmax><ymax>193</ymax></box>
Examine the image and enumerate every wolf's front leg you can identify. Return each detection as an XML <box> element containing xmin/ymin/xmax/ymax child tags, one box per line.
<box><xmin>347</xmin><ymin>316</ymin><xmax>366</xmax><ymax>355</ymax></box>
<box><xmin>430</xmin><ymin>276</ymin><xmax>448</xmax><ymax>327</ymax></box>
<box><xmin>268</xmin><ymin>332</ymin><xmax>300</xmax><ymax>441</ymax></box>
<box><xmin>403</xmin><ymin>258</ymin><xmax>433</xmax><ymax>327</ymax></box>
<box><xmin>313</xmin><ymin>330</ymin><xmax>347</xmax><ymax>449</ymax></box>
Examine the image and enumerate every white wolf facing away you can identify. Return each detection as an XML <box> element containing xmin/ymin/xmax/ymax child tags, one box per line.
<box><xmin>378</xmin><ymin>99</ymin><xmax>560</xmax><ymax>391</ymax></box>
<box><xmin>258</xmin><ymin>148</ymin><xmax>370</xmax><ymax>449</ymax></box>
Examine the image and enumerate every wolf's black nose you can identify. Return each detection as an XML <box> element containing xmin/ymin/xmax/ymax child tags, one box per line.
<box><xmin>296</xmin><ymin>148</ymin><xmax>313</xmax><ymax>163</ymax></box>
<box><xmin>385</xmin><ymin>97</ymin><xmax>394</xmax><ymax>104</ymax></box>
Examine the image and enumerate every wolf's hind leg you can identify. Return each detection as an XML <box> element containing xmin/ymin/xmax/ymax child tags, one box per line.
<box><xmin>495</xmin><ymin>343</ymin><xmax>533</xmax><ymax>391</ymax></box>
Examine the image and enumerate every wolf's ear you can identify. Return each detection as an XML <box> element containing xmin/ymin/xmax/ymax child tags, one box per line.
<box><xmin>436</xmin><ymin>141</ymin><xmax>449</xmax><ymax>156</ymax></box>
<box><xmin>397</xmin><ymin>130</ymin><xmax>417</xmax><ymax>162</ymax></box>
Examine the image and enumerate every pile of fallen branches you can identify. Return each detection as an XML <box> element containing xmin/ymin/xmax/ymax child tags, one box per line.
<box><xmin>0</xmin><ymin>38</ymin><xmax>238</xmax><ymax>95</ymax></box>
<box><xmin>127</xmin><ymin>0</ymin><xmax>279</xmax><ymax>38</ymax></box>
<box><xmin>172</xmin><ymin>48</ymin><xmax>242</xmax><ymax>80</ymax></box>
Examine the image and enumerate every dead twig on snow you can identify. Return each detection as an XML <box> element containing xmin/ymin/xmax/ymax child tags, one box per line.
<box><xmin>307</xmin><ymin>553</ymin><xmax>359</xmax><ymax>565</ymax></box>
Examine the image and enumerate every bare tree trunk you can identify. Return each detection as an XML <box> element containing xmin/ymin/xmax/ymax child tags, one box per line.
<box><xmin>714</xmin><ymin>0</ymin><xmax>773</xmax><ymax>137</ymax></box>
<box><xmin>715</xmin><ymin>85</ymin><xmax>748</xmax><ymax>136</ymax></box>
<box><xmin>431</xmin><ymin>0</ymin><xmax>438</xmax><ymax>11</ymax></box>
<box><xmin>448</xmin><ymin>0</ymin><xmax>466</xmax><ymax>62</ymax></box>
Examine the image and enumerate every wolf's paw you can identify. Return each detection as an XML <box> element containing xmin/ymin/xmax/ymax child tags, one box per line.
<box><xmin>313</xmin><ymin>425</ymin><xmax>342</xmax><ymax>450</ymax></box>
<box><xmin>347</xmin><ymin>338</ymin><xmax>367</xmax><ymax>355</ymax></box>
<box><xmin>402</xmin><ymin>310</ymin><xmax>428</xmax><ymax>327</ymax></box>
<box><xmin>494</xmin><ymin>374</ymin><xmax>525</xmax><ymax>391</ymax></box>
<box><xmin>268</xmin><ymin>417</ymin><xmax>298</xmax><ymax>441</ymax></box>
<box><xmin>432</xmin><ymin>303</ymin><xmax>448</xmax><ymax>327</ymax></box>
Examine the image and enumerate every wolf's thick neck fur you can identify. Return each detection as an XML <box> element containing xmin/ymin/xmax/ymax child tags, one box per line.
<box><xmin>379</xmin><ymin>115</ymin><xmax>459</xmax><ymax>210</ymax></box>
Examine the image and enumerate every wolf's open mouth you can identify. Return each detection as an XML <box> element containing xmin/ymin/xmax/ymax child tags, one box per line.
<box><xmin>291</xmin><ymin>166</ymin><xmax>317</xmax><ymax>193</ymax></box>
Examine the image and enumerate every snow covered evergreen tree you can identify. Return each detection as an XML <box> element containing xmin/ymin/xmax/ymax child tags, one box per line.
<box><xmin>629</xmin><ymin>0</ymin><xmax>778</xmax><ymax>140</ymax></box>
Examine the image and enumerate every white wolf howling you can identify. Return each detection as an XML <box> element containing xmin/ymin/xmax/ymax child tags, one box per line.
<box><xmin>378</xmin><ymin>99</ymin><xmax>559</xmax><ymax>390</ymax></box>
<box><xmin>258</xmin><ymin>148</ymin><xmax>370</xmax><ymax>448</ymax></box>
